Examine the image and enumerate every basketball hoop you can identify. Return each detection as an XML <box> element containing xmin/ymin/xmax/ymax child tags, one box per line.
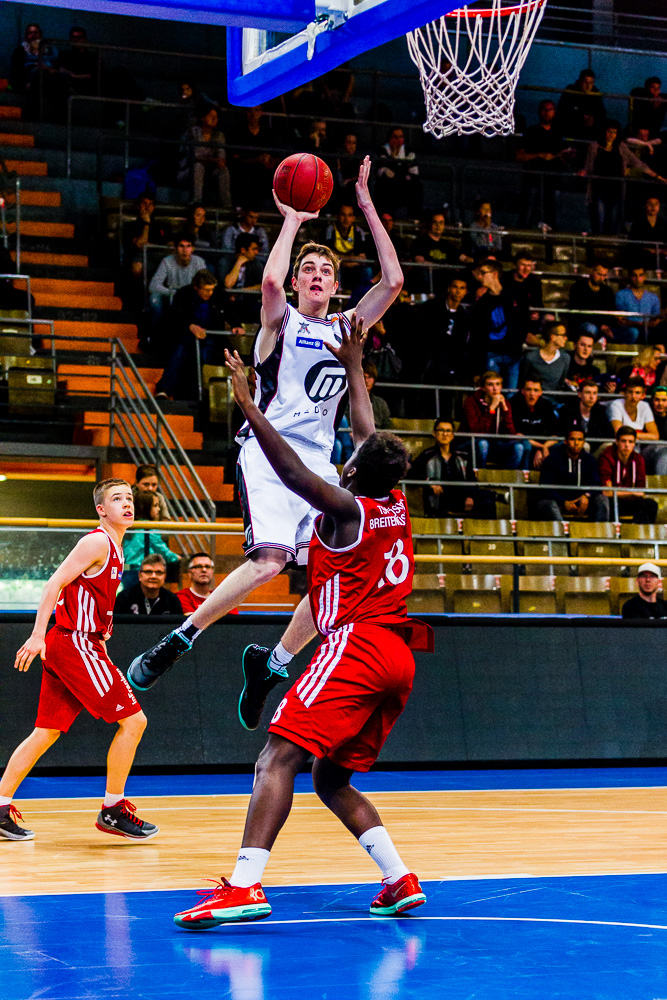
<box><xmin>406</xmin><ymin>0</ymin><xmax>547</xmax><ymax>138</ymax></box>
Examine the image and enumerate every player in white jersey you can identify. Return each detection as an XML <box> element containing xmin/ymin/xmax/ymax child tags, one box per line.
<box><xmin>127</xmin><ymin>157</ymin><xmax>403</xmax><ymax>722</ymax></box>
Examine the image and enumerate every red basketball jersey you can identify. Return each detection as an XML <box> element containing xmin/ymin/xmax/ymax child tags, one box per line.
<box><xmin>308</xmin><ymin>490</ymin><xmax>414</xmax><ymax>635</ymax></box>
<box><xmin>55</xmin><ymin>526</ymin><xmax>124</xmax><ymax>635</ymax></box>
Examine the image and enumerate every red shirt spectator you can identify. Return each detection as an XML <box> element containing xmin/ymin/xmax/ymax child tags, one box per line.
<box><xmin>598</xmin><ymin>428</ymin><xmax>657</xmax><ymax>524</ymax></box>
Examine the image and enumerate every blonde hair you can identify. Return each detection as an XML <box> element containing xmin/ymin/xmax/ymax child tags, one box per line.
<box><xmin>293</xmin><ymin>242</ymin><xmax>340</xmax><ymax>283</ymax></box>
<box><xmin>93</xmin><ymin>478</ymin><xmax>131</xmax><ymax>508</ymax></box>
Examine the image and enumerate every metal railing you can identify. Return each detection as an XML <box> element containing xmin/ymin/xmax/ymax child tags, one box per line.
<box><xmin>0</xmin><ymin>176</ymin><xmax>21</xmax><ymax>274</ymax></box>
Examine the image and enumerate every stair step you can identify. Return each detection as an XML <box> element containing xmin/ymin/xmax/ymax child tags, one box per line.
<box><xmin>81</xmin><ymin>410</ymin><xmax>203</xmax><ymax>449</ymax></box>
<box><xmin>109</xmin><ymin>461</ymin><xmax>233</xmax><ymax>502</ymax></box>
<box><xmin>14</xmin><ymin>250</ymin><xmax>88</xmax><ymax>267</ymax></box>
<box><xmin>0</xmin><ymin>106</ymin><xmax>21</xmax><ymax>120</ymax></box>
<box><xmin>34</xmin><ymin>293</ymin><xmax>122</xmax><ymax>310</ymax></box>
<box><xmin>18</xmin><ymin>221</ymin><xmax>74</xmax><ymax>238</ymax></box>
<box><xmin>59</xmin><ymin>364</ymin><xmax>160</xmax><ymax>395</ymax></box>
<box><xmin>4</xmin><ymin>159</ymin><xmax>47</xmax><ymax>176</ymax></box>
<box><xmin>13</xmin><ymin>189</ymin><xmax>61</xmax><ymax>207</ymax></box>
<box><xmin>0</xmin><ymin>132</ymin><xmax>34</xmax><ymax>147</ymax></box>
<box><xmin>51</xmin><ymin>320</ymin><xmax>137</xmax><ymax>352</ymax></box>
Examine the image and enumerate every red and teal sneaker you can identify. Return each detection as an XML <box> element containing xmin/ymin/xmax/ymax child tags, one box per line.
<box><xmin>369</xmin><ymin>873</ymin><xmax>426</xmax><ymax>916</ymax></box>
<box><xmin>174</xmin><ymin>878</ymin><xmax>272</xmax><ymax>929</ymax></box>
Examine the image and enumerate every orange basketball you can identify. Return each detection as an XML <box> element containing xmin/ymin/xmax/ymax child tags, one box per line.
<box><xmin>273</xmin><ymin>153</ymin><xmax>334</xmax><ymax>213</ymax></box>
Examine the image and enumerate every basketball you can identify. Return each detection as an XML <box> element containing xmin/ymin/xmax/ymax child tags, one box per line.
<box><xmin>273</xmin><ymin>153</ymin><xmax>334</xmax><ymax>213</ymax></box>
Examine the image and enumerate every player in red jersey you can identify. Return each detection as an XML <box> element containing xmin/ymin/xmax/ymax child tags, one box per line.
<box><xmin>173</xmin><ymin>319</ymin><xmax>428</xmax><ymax>928</ymax></box>
<box><xmin>0</xmin><ymin>479</ymin><xmax>158</xmax><ymax>842</ymax></box>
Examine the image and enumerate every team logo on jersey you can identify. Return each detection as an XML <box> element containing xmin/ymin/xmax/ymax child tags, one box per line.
<box><xmin>296</xmin><ymin>336</ymin><xmax>323</xmax><ymax>350</ymax></box>
<box><xmin>298</xmin><ymin>321</ymin><xmax>310</xmax><ymax>335</ymax></box>
<box><xmin>304</xmin><ymin>360</ymin><xmax>346</xmax><ymax>403</ymax></box>
<box><xmin>111</xmin><ymin>567</ymin><xmax>118</xmax><ymax>579</ymax></box>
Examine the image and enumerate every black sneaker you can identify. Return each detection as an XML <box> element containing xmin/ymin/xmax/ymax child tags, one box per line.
<box><xmin>238</xmin><ymin>645</ymin><xmax>289</xmax><ymax>731</ymax></box>
<box><xmin>0</xmin><ymin>804</ymin><xmax>34</xmax><ymax>841</ymax></box>
<box><xmin>127</xmin><ymin>630</ymin><xmax>192</xmax><ymax>691</ymax></box>
<box><xmin>95</xmin><ymin>799</ymin><xmax>159</xmax><ymax>840</ymax></box>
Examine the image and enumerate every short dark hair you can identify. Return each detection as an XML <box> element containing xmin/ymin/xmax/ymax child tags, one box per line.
<box><xmin>362</xmin><ymin>361</ymin><xmax>378</xmax><ymax>380</ymax></box>
<box><xmin>575</xmin><ymin>331</ymin><xmax>595</xmax><ymax>343</ymax></box>
<box><xmin>544</xmin><ymin>320</ymin><xmax>567</xmax><ymax>342</ymax></box>
<box><xmin>479</xmin><ymin>259</ymin><xmax>503</xmax><ymax>277</ymax></box>
<box><xmin>591</xmin><ymin>258</ymin><xmax>610</xmax><ymax>271</ymax></box>
<box><xmin>447</xmin><ymin>274</ymin><xmax>467</xmax><ymax>288</ymax></box>
<box><xmin>566</xmin><ymin>427</ymin><xmax>585</xmax><ymax>439</ymax></box>
<box><xmin>616</xmin><ymin>425</ymin><xmax>637</xmax><ymax>441</ymax></box>
<box><xmin>537</xmin><ymin>99</ymin><xmax>555</xmax><ymax>114</ymax></box>
<box><xmin>646</xmin><ymin>76</ymin><xmax>662</xmax><ymax>88</ymax></box>
<box><xmin>353</xmin><ymin>431</ymin><xmax>411</xmax><ymax>498</ymax></box>
<box><xmin>235</xmin><ymin>232</ymin><xmax>260</xmax><ymax>253</ymax></box>
<box><xmin>193</xmin><ymin>269</ymin><xmax>218</xmax><ymax>288</ymax></box>
<box><xmin>579</xmin><ymin>378</ymin><xmax>598</xmax><ymax>392</ymax></box>
<box><xmin>513</xmin><ymin>250</ymin><xmax>535</xmax><ymax>264</ymax></box>
<box><xmin>140</xmin><ymin>553</ymin><xmax>166</xmax><ymax>571</ymax></box>
<box><xmin>187</xmin><ymin>551</ymin><xmax>213</xmax><ymax>569</ymax></box>
<box><xmin>175</xmin><ymin>232</ymin><xmax>193</xmax><ymax>247</ymax></box>
<box><xmin>433</xmin><ymin>418</ymin><xmax>453</xmax><ymax>433</ymax></box>
<box><xmin>522</xmin><ymin>377</ymin><xmax>543</xmax><ymax>388</ymax></box>
<box><xmin>625</xmin><ymin>376</ymin><xmax>646</xmax><ymax>391</ymax></box>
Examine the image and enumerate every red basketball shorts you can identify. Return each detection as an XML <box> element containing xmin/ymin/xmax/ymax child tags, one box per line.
<box><xmin>35</xmin><ymin>626</ymin><xmax>142</xmax><ymax>732</ymax></box>
<box><xmin>268</xmin><ymin>623</ymin><xmax>415</xmax><ymax>772</ymax></box>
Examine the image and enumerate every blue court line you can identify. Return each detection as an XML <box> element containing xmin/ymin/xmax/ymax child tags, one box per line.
<box><xmin>14</xmin><ymin>766</ymin><xmax>667</xmax><ymax>799</ymax></box>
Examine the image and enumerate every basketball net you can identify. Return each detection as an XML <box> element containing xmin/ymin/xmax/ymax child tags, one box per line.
<box><xmin>406</xmin><ymin>0</ymin><xmax>547</xmax><ymax>138</ymax></box>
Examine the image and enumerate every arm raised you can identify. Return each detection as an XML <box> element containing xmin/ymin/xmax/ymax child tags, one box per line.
<box><xmin>326</xmin><ymin>314</ymin><xmax>375</xmax><ymax>449</ymax></box>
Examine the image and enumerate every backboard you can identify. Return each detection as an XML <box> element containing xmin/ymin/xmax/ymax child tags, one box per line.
<box><xmin>227</xmin><ymin>0</ymin><xmax>462</xmax><ymax>106</ymax></box>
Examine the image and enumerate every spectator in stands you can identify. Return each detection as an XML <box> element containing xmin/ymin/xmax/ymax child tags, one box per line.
<box><xmin>156</xmin><ymin>270</ymin><xmax>238</xmax><ymax>400</ymax></box>
<box><xmin>114</xmin><ymin>553</ymin><xmax>182</xmax><ymax>616</ymax></box>
<box><xmin>556</xmin><ymin>69</ymin><xmax>606</xmax><ymax>139</ymax></box>
<box><xmin>177</xmin><ymin>79</ymin><xmax>200</xmax><ymax>129</ymax></box>
<box><xmin>335</xmin><ymin>133</ymin><xmax>362</xmax><ymax>207</ymax></box>
<box><xmin>220</xmin><ymin>207</ymin><xmax>269</xmax><ymax>260</ymax></box>
<box><xmin>379</xmin><ymin>211</ymin><xmax>409</xmax><ymax>261</ymax></box>
<box><xmin>375</xmin><ymin>127</ymin><xmax>422</xmax><ymax>219</ymax></box>
<box><xmin>565</xmin><ymin>332</ymin><xmax>603</xmax><ymax>387</ymax></box>
<box><xmin>640</xmin><ymin>384</ymin><xmax>667</xmax><ymax>475</ymax></box>
<box><xmin>148</xmin><ymin>235</ymin><xmax>206</xmax><ymax>325</ymax></box>
<box><xmin>421</xmin><ymin>275</ymin><xmax>471</xmax><ymax>388</ymax></box>
<box><xmin>122</xmin><ymin>193</ymin><xmax>170</xmax><ymax>306</ymax></box>
<box><xmin>625</xmin><ymin>126</ymin><xmax>662</xmax><ymax>167</ymax></box>
<box><xmin>133</xmin><ymin>463</ymin><xmax>169</xmax><ymax>520</ymax></box>
<box><xmin>516</xmin><ymin>99</ymin><xmax>575</xmax><ymax>229</ymax></box>
<box><xmin>178</xmin><ymin>105</ymin><xmax>231</xmax><ymax>208</ymax></box>
<box><xmin>57</xmin><ymin>25</ymin><xmax>97</xmax><ymax>98</ymax></box>
<box><xmin>221</xmin><ymin>233</ymin><xmax>263</xmax><ymax>324</ymax></box>
<box><xmin>622</xmin><ymin>562</ymin><xmax>667</xmax><ymax>619</ymax></box>
<box><xmin>599</xmin><ymin>426</ymin><xmax>657</xmax><ymax>523</ymax></box>
<box><xmin>608</xmin><ymin>377</ymin><xmax>659</xmax><ymax>448</ymax></box>
<box><xmin>560</xmin><ymin>379</ymin><xmax>612</xmax><ymax>442</ymax></box>
<box><xmin>459</xmin><ymin>200</ymin><xmax>503</xmax><ymax>264</ymax></box>
<box><xmin>568</xmin><ymin>261</ymin><xmax>616</xmax><ymax>343</ymax></box>
<box><xmin>176</xmin><ymin>551</ymin><xmax>217</xmax><ymax>614</ymax></box>
<box><xmin>520</xmin><ymin>321</ymin><xmax>570</xmax><ymax>395</ymax></box>
<box><xmin>615</xmin><ymin>267</ymin><xmax>663</xmax><ymax>344</ymax></box>
<box><xmin>471</xmin><ymin>259</ymin><xmax>525</xmax><ymax>389</ymax></box>
<box><xmin>182</xmin><ymin>205</ymin><xmax>215</xmax><ymax>250</ymax></box>
<box><xmin>502</xmin><ymin>252</ymin><xmax>544</xmax><ymax>345</ymax></box>
<box><xmin>616</xmin><ymin>344</ymin><xmax>666</xmax><ymax>392</ymax></box>
<box><xmin>630</xmin><ymin>77</ymin><xmax>667</xmax><ymax>136</ymax></box>
<box><xmin>324</xmin><ymin>203</ymin><xmax>371</xmax><ymax>292</ymax></box>
<box><xmin>10</xmin><ymin>23</ymin><xmax>64</xmax><ymax>119</ymax></box>
<box><xmin>230</xmin><ymin>105</ymin><xmax>277</xmax><ymax>209</ymax></box>
<box><xmin>410</xmin><ymin>211</ymin><xmax>454</xmax><ymax>295</ymax></box>
<box><xmin>579</xmin><ymin>120</ymin><xmax>665</xmax><ymax>235</ymax></box>
<box><xmin>536</xmin><ymin>428</ymin><xmax>609</xmax><ymax>522</ymax></box>
<box><xmin>334</xmin><ymin>360</ymin><xmax>392</xmax><ymax>462</ymax></box>
<box><xmin>461</xmin><ymin>371</ymin><xmax>524</xmax><ymax>469</ymax></box>
<box><xmin>411</xmin><ymin>419</ymin><xmax>496</xmax><ymax>518</ymax></box>
<box><xmin>629</xmin><ymin>196</ymin><xmax>667</xmax><ymax>273</ymax></box>
<box><xmin>122</xmin><ymin>489</ymin><xmax>180</xmax><ymax>589</ymax></box>
<box><xmin>510</xmin><ymin>378</ymin><xmax>558</xmax><ymax>470</ymax></box>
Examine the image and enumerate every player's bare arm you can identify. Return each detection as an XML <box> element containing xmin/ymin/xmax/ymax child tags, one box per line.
<box><xmin>225</xmin><ymin>348</ymin><xmax>360</xmax><ymax>526</ymax></box>
<box><xmin>343</xmin><ymin>156</ymin><xmax>403</xmax><ymax>329</ymax></box>
<box><xmin>256</xmin><ymin>195</ymin><xmax>321</xmax><ymax>363</ymax></box>
<box><xmin>325</xmin><ymin>314</ymin><xmax>375</xmax><ymax>448</ymax></box>
<box><xmin>14</xmin><ymin>533</ymin><xmax>110</xmax><ymax>673</ymax></box>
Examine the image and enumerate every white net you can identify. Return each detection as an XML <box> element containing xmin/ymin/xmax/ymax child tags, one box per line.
<box><xmin>406</xmin><ymin>0</ymin><xmax>547</xmax><ymax>139</ymax></box>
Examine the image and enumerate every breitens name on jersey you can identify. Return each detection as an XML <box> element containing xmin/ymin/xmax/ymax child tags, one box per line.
<box><xmin>369</xmin><ymin>495</ymin><xmax>408</xmax><ymax>531</ymax></box>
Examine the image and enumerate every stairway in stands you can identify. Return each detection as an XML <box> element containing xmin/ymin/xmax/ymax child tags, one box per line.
<box><xmin>0</xmin><ymin>82</ymin><xmax>300</xmax><ymax>608</ymax></box>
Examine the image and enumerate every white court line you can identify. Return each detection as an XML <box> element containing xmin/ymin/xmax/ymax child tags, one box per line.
<box><xmin>3</xmin><ymin>871</ymin><xmax>667</xmax><ymax>898</ymax></box>
<box><xmin>21</xmin><ymin>804</ymin><xmax>667</xmax><ymax>816</ymax></box>
<box><xmin>250</xmin><ymin>915</ymin><xmax>667</xmax><ymax>931</ymax></box>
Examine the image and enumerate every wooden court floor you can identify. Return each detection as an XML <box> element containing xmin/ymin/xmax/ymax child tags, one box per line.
<box><xmin>2</xmin><ymin>786</ymin><xmax>666</xmax><ymax>896</ymax></box>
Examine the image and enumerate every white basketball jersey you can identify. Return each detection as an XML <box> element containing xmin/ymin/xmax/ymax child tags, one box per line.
<box><xmin>239</xmin><ymin>303</ymin><xmax>350</xmax><ymax>452</ymax></box>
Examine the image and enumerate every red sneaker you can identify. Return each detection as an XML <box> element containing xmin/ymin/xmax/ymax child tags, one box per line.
<box><xmin>174</xmin><ymin>878</ymin><xmax>272</xmax><ymax>929</ymax></box>
<box><xmin>370</xmin><ymin>873</ymin><xmax>426</xmax><ymax>916</ymax></box>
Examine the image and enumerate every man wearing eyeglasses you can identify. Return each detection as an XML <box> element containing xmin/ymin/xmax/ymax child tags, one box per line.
<box><xmin>176</xmin><ymin>552</ymin><xmax>223</xmax><ymax>615</ymax></box>
<box><xmin>114</xmin><ymin>555</ymin><xmax>182</xmax><ymax>617</ymax></box>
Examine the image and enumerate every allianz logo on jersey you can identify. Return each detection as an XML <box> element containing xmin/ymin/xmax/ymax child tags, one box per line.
<box><xmin>296</xmin><ymin>336</ymin><xmax>323</xmax><ymax>350</ymax></box>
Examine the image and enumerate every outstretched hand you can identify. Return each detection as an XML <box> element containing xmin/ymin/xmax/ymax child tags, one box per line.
<box><xmin>325</xmin><ymin>313</ymin><xmax>367</xmax><ymax>370</ymax></box>
<box><xmin>224</xmin><ymin>349</ymin><xmax>254</xmax><ymax>412</ymax></box>
<box><xmin>355</xmin><ymin>155</ymin><xmax>372</xmax><ymax>210</ymax></box>
<box><xmin>272</xmin><ymin>190</ymin><xmax>320</xmax><ymax>224</ymax></box>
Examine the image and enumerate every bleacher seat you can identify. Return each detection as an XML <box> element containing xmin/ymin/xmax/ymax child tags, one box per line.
<box><xmin>412</xmin><ymin>517</ymin><xmax>462</xmax><ymax>557</ymax></box>
<box><xmin>557</xmin><ymin>577</ymin><xmax>611</xmax><ymax>615</ymax></box>
<box><xmin>516</xmin><ymin>520</ymin><xmax>569</xmax><ymax>574</ymax></box>
<box><xmin>445</xmin><ymin>573</ymin><xmax>511</xmax><ymax>614</ymax></box>
<box><xmin>620</xmin><ymin>523</ymin><xmax>665</xmax><ymax>561</ymax></box>
<box><xmin>568</xmin><ymin>521</ymin><xmax>619</xmax><ymax>575</ymax></box>
<box><xmin>609</xmin><ymin>577</ymin><xmax>637</xmax><ymax>616</ymax></box>
<box><xmin>407</xmin><ymin>590</ymin><xmax>445</xmax><ymax>613</ymax></box>
<box><xmin>518</xmin><ymin>575</ymin><xmax>557</xmax><ymax>614</ymax></box>
<box><xmin>463</xmin><ymin>519</ymin><xmax>514</xmax><ymax>575</ymax></box>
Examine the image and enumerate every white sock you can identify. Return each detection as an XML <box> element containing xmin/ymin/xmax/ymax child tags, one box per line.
<box><xmin>0</xmin><ymin>795</ymin><xmax>12</xmax><ymax>808</ymax></box>
<box><xmin>231</xmin><ymin>847</ymin><xmax>270</xmax><ymax>887</ymax></box>
<box><xmin>268</xmin><ymin>641</ymin><xmax>293</xmax><ymax>676</ymax></box>
<box><xmin>178</xmin><ymin>617</ymin><xmax>203</xmax><ymax>642</ymax></box>
<box><xmin>359</xmin><ymin>826</ymin><xmax>409</xmax><ymax>884</ymax></box>
<box><xmin>104</xmin><ymin>791</ymin><xmax>123</xmax><ymax>808</ymax></box>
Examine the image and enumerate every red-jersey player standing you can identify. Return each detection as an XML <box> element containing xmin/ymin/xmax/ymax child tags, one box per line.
<box><xmin>173</xmin><ymin>317</ymin><xmax>429</xmax><ymax>929</ymax></box>
<box><xmin>0</xmin><ymin>479</ymin><xmax>158</xmax><ymax>842</ymax></box>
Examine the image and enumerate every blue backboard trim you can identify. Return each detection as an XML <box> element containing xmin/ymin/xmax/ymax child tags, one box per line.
<box><xmin>227</xmin><ymin>0</ymin><xmax>461</xmax><ymax>106</ymax></box>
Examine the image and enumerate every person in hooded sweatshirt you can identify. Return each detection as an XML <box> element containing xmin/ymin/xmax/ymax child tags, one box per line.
<box><xmin>535</xmin><ymin>427</ymin><xmax>609</xmax><ymax>522</ymax></box>
<box><xmin>598</xmin><ymin>425</ymin><xmax>657</xmax><ymax>524</ymax></box>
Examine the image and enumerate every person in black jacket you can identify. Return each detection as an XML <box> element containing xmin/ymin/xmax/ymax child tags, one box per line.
<box><xmin>114</xmin><ymin>554</ymin><xmax>183</xmax><ymax>617</ymax></box>
<box><xmin>568</xmin><ymin>262</ymin><xmax>616</xmax><ymax>342</ymax></box>
<box><xmin>155</xmin><ymin>270</ymin><xmax>241</xmax><ymax>400</ymax></box>
<box><xmin>622</xmin><ymin>562</ymin><xmax>667</xmax><ymax>618</ymax></box>
<box><xmin>535</xmin><ymin>428</ymin><xmax>609</xmax><ymax>521</ymax></box>
<box><xmin>510</xmin><ymin>378</ymin><xmax>558</xmax><ymax>470</ymax></box>
<box><xmin>559</xmin><ymin>379</ymin><xmax>613</xmax><ymax>444</ymax></box>
<box><xmin>410</xmin><ymin>419</ymin><xmax>496</xmax><ymax>517</ymax></box>
<box><xmin>471</xmin><ymin>259</ymin><xmax>527</xmax><ymax>389</ymax></box>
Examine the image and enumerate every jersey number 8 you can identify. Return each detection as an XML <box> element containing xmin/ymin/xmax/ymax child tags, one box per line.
<box><xmin>378</xmin><ymin>539</ymin><xmax>411</xmax><ymax>589</ymax></box>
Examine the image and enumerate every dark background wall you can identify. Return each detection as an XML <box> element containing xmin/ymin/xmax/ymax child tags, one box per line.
<box><xmin>2</xmin><ymin>615</ymin><xmax>667</xmax><ymax>770</ymax></box>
